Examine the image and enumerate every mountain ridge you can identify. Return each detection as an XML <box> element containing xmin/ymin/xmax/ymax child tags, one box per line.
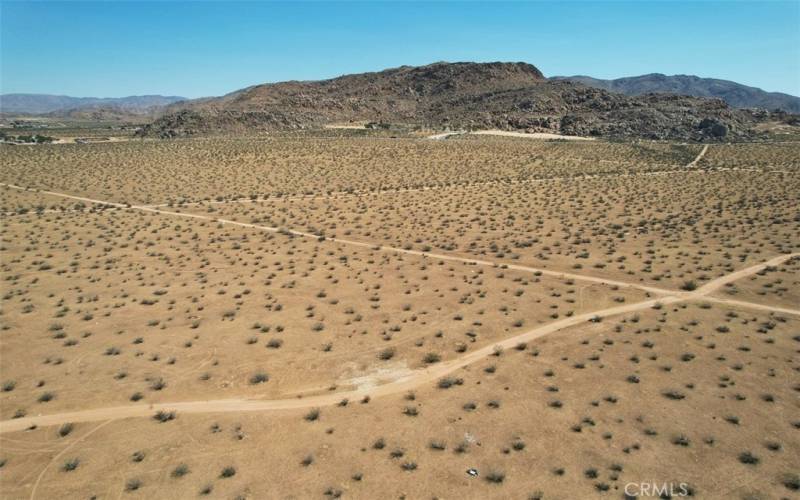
<box><xmin>551</xmin><ymin>74</ymin><xmax>800</xmax><ymax>113</ymax></box>
<box><xmin>142</xmin><ymin>61</ymin><xmax>786</xmax><ymax>141</ymax></box>
<box><xmin>0</xmin><ymin>94</ymin><xmax>187</xmax><ymax>115</ymax></box>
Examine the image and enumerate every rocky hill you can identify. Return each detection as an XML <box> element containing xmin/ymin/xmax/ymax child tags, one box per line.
<box><xmin>140</xmin><ymin>62</ymin><xmax>787</xmax><ymax>141</ymax></box>
<box><xmin>553</xmin><ymin>74</ymin><xmax>800</xmax><ymax>113</ymax></box>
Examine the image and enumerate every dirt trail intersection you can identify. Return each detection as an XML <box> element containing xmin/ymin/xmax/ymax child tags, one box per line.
<box><xmin>0</xmin><ymin>179</ymin><xmax>796</xmax><ymax>433</ymax></box>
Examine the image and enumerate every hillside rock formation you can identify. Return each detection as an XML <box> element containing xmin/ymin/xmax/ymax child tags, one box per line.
<box><xmin>140</xmin><ymin>62</ymin><xmax>787</xmax><ymax>141</ymax></box>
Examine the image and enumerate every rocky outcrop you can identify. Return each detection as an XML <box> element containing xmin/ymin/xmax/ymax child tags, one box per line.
<box><xmin>139</xmin><ymin>62</ymin><xmax>787</xmax><ymax>141</ymax></box>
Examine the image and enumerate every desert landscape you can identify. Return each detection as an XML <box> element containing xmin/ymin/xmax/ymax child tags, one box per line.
<box><xmin>2</xmin><ymin>1</ymin><xmax>800</xmax><ymax>498</ymax></box>
<box><xmin>0</xmin><ymin>123</ymin><xmax>798</xmax><ymax>499</ymax></box>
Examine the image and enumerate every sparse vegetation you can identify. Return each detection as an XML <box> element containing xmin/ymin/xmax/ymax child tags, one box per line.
<box><xmin>171</xmin><ymin>463</ymin><xmax>190</xmax><ymax>478</ymax></box>
<box><xmin>62</xmin><ymin>458</ymin><xmax>80</xmax><ymax>472</ymax></box>
<box><xmin>153</xmin><ymin>410</ymin><xmax>176</xmax><ymax>423</ymax></box>
<box><xmin>0</xmin><ymin>128</ymin><xmax>797</xmax><ymax>500</ymax></box>
<box><xmin>58</xmin><ymin>423</ymin><xmax>74</xmax><ymax>437</ymax></box>
<box><xmin>220</xmin><ymin>466</ymin><xmax>237</xmax><ymax>478</ymax></box>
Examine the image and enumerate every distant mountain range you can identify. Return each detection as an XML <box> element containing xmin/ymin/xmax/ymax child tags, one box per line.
<box><xmin>552</xmin><ymin>74</ymin><xmax>800</xmax><ymax>113</ymax></box>
<box><xmin>0</xmin><ymin>94</ymin><xmax>186</xmax><ymax>115</ymax></box>
<box><xmin>140</xmin><ymin>62</ymin><xmax>786</xmax><ymax>141</ymax></box>
<box><xmin>4</xmin><ymin>65</ymin><xmax>797</xmax><ymax>142</ymax></box>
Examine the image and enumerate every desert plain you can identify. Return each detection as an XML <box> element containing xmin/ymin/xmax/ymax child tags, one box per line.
<box><xmin>0</xmin><ymin>129</ymin><xmax>798</xmax><ymax>499</ymax></box>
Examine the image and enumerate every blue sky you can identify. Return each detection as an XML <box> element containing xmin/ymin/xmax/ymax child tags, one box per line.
<box><xmin>1</xmin><ymin>1</ymin><xmax>798</xmax><ymax>98</ymax></box>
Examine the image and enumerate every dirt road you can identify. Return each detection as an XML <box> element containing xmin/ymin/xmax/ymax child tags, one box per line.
<box><xmin>470</xmin><ymin>130</ymin><xmax>595</xmax><ymax>141</ymax></box>
<box><xmin>3</xmin><ymin>181</ymin><xmax>795</xmax><ymax>301</ymax></box>
<box><xmin>132</xmin><ymin>165</ymin><xmax>777</xmax><ymax>209</ymax></box>
<box><xmin>427</xmin><ymin>130</ymin><xmax>595</xmax><ymax>141</ymax></box>
<box><xmin>426</xmin><ymin>130</ymin><xmax>594</xmax><ymax>141</ymax></box>
<box><xmin>0</xmin><ymin>182</ymin><xmax>678</xmax><ymax>296</ymax></box>
<box><xmin>1</xmin><ymin>252</ymin><xmax>795</xmax><ymax>434</ymax></box>
<box><xmin>426</xmin><ymin>131</ymin><xmax>466</xmax><ymax>140</ymax></box>
<box><xmin>686</xmin><ymin>144</ymin><xmax>709</xmax><ymax>167</ymax></box>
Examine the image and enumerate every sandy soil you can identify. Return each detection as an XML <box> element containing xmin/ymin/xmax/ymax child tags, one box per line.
<box><xmin>1</xmin><ymin>251</ymin><xmax>796</xmax><ymax>435</ymax></box>
<box><xmin>2</xmin><ymin>303</ymin><xmax>798</xmax><ymax>499</ymax></box>
<box><xmin>0</xmin><ymin>134</ymin><xmax>798</xmax><ymax>498</ymax></box>
<box><xmin>685</xmin><ymin>144</ymin><xmax>708</xmax><ymax>167</ymax></box>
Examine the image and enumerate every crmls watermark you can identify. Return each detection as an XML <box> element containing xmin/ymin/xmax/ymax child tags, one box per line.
<box><xmin>624</xmin><ymin>482</ymin><xmax>691</xmax><ymax>498</ymax></box>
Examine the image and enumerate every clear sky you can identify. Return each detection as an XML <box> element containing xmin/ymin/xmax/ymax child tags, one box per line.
<box><xmin>1</xmin><ymin>1</ymin><xmax>798</xmax><ymax>98</ymax></box>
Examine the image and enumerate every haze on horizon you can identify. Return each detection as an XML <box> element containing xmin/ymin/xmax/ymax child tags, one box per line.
<box><xmin>1</xmin><ymin>0</ymin><xmax>799</xmax><ymax>99</ymax></box>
